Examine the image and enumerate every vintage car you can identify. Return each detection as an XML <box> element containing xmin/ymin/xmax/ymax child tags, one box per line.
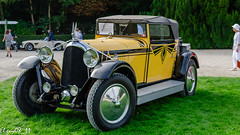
<box><xmin>13</xmin><ymin>15</ymin><xmax>199</xmax><ymax>131</ymax></box>
<box><xmin>20</xmin><ymin>37</ymin><xmax>66</xmax><ymax>51</ymax></box>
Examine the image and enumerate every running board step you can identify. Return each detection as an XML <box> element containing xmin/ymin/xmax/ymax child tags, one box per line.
<box><xmin>137</xmin><ymin>80</ymin><xmax>184</xmax><ymax>105</ymax></box>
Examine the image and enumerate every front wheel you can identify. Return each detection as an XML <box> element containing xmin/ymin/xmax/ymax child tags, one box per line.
<box><xmin>179</xmin><ymin>59</ymin><xmax>197</xmax><ymax>96</ymax></box>
<box><xmin>86</xmin><ymin>73</ymin><xmax>136</xmax><ymax>131</ymax></box>
<box><xmin>12</xmin><ymin>69</ymin><xmax>56</xmax><ymax>116</ymax></box>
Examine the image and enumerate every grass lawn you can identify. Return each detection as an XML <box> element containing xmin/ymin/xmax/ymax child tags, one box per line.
<box><xmin>1</xmin><ymin>77</ymin><xmax>240</xmax><ymax>134</ymax></box>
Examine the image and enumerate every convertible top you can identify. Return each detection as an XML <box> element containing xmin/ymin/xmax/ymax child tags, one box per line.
<box><xmin>97</xmin><ymin>15</ymin><xmax>179</xmax><ymax>39</ymax></box>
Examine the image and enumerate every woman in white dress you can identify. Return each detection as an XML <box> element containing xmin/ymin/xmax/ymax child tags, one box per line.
<box><xmin>231</xmin><ymin>24</ymin><xmax>240</xmax><ymax>71</ymax></box>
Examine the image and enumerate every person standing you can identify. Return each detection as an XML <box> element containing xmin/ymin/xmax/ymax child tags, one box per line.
<box><xmin>75</xmin><ymin>28</ymin><xmax>83</xmax><ymax>40</ymax></box>
<box><xmin>9</xmin><ymin>29</ymin><xmax>17</xmax><ymax>39</ymax></box>
<box><xmin>9</xmin><ymin>29</ymin><xmax>18</xmax><ymax>52</ymax></box>
<box><xmin>2</xmin><ymin>29</ymin><xmax>13</xmax><ymax>57</ymax></box>
<box><xmin>48</xmin><ymin>29</ymin><xmax>54</xmax><ymax>49</ymax></box>
<box><xmin>231</xmin><ymin>24</ymin><xmax>240</xmax><ymax>71</ymax></box>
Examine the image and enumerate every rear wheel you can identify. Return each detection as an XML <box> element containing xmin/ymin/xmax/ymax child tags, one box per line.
<box><xmin>179</xmin><ymin>59</ymin><xmax>197</xmax><ymax>96</ymax></box>
<box><xmin>86</xmin><ymin>73</ymin><xmax>136</xmax><ymax>131</ymax></box>
<box><xmin>25</xmin><ymin>43</ymin><xmax>34</xmax><ymax>51</ymax></box>
<box><xmin>12</xmin><ymin>69</ymin><xmax>56</xmax><ymax>116</ymax></box>
<box><xmin>54</xmin><ymin>43</ymin><xmax>63</xmax><ymax>51</ymax></box>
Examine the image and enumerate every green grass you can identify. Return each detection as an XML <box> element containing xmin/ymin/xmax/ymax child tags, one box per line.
<box><xmin>1</xmin><ymin>77</ymin><xmax>240</xmax><ymax>134</ymax></box>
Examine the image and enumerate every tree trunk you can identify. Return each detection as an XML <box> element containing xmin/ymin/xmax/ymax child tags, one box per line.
<box><xmin>29</xmin><ymin>0</ymin><xmax>35</xmax><ymax>25</ymax></box>
<box><xmin>0</xmin><ymin>3</ymin><xmax>4</xmax><ymax>20</ymax></box>
<box><xmin>48</xmin><ymin>1</ymin><xmax>51</xmax><ymax>30</ymax></box>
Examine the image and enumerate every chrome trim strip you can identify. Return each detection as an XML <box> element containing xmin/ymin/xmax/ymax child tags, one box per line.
<box><xmin>66</xmin><ymin>40</ymin><xmax>113</xmax><ymax>60</ymax></box>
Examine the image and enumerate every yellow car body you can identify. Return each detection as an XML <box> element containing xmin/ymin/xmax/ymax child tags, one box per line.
<box><xmin>84</xmin><ymin>26</ymin><xmax>177</xmax><ymax>84</ymax></box>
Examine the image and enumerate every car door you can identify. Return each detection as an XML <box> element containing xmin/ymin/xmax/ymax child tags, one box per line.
<box><xmin>146</xmin><ymin>24</ymin><xmax>177</xmax><ymax>83</ymax></box>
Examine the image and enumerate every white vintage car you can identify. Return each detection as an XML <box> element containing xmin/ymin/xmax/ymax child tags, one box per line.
<box><xmin>20</xmin><ymin>37</ymin><xmax>66</xmax><ymax>51</ymax></box>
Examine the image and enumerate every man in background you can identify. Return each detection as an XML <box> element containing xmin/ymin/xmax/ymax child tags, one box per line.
<box><xmin>48</xmin><ymin>29</ymin><xmax>54</xmax><ymax>48</ymax></box>
<box><xmin>75</xmin><ymin>28</ymin><xmax>83</xmax><ymax>40</ymax></box>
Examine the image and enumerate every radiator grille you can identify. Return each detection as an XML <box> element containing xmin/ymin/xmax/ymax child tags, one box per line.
<box><xmin>61</xmin><ymin>46</ymin><xmax>88</xmax><ymax>88</ymax></box>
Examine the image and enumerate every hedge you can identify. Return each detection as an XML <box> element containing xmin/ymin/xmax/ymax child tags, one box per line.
<box><xmin>0</xmin><ymin>34</ymin><xmax>95</xmax><ymax>49</ymax></box>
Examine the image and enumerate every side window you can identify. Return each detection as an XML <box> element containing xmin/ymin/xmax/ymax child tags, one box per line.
<box><xmin>149</xmin><ymin>24</ymin><xmax>174</xmax><ymax>44</ymax></box>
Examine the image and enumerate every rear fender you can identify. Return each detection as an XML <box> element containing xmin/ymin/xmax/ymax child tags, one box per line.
<box><xmin>175</xmin><ymin>51</ymin><xmax>199</xmax><ymax>78</ymax></box>
<box><xmin>17</xmin><ymin>56</ymin><xmax>40</xmax><ymax>69</ymax></box>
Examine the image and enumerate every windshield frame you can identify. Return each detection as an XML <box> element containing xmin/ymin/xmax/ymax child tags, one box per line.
<box><xmin>96</xmin><ymin>22</ymin><xmax>148</xmax><ymax>38</ymax></box>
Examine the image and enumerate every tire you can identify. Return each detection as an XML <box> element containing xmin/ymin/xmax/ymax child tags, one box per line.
<box><xmin>25</xmin><ymin>43</ymin><xmax>34</xmax><ymax>51</ymax></box>
<box><xmin>179</xmin><ymin>59</ymin><xmax>197</xmax><ymax>97</ymax></box>
<box><xmin>87</xmin><ymin>73</ymin><xmax>136</xmax><ymax>131</ymax></box>
<box><xmin>54</xmin><ymin>43</ymin><xmax>63</xmax><ymax>51</ymax></box>
<box><xmin>12</xmin><ymin>69</ymin><xmax>56</xmax><ymax>116</ymax></box>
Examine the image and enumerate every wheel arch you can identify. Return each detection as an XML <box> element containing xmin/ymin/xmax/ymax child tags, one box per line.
<box><xmin>175</xmin><ymin>51</ymin><xmax>199</xmax><ymax>78</ymax></box>
<box><xmin>90</xmin><ymin>60</ymin><xmax>137</xmax><ymax>90</ymax></box>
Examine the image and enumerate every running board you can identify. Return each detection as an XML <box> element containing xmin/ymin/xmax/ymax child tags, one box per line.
<box><xmin>137</xmin><ymin>80</ymin><xmax>184</xmax><ymax>105</ymax></box>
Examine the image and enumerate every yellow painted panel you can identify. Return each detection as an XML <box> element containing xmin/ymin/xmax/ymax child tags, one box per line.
<box><xmin>128</xmin><ymin>53</ymin><xmax>147</xmax><ymax>83</ymax></box>
<box><xmin>147</xmin><ymin>44</ymin><xmax>177</xmax><ymax>83</ymax></box>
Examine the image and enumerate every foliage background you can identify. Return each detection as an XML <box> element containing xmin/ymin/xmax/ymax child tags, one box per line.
<box><xmin>1</xmin><ymin>0</ymin><xmax>240</xmax><ymax>49</ymax></box>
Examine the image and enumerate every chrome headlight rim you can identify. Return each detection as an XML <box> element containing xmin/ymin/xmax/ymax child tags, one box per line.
<box><xmin>83</xmin><ymin>49</ymin><xmax>99</xmax><ymax>68</ymax></box>
<box><xmin>38</xmin><ymin>46</ymin><xmax>54</xmax><ymax>64</ymax></box>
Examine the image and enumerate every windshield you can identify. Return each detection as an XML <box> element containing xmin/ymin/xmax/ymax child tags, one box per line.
<box><xmin>97</xmin><ymin>23</ymin><xmax>147</xmax><ymax>37</ymax></box>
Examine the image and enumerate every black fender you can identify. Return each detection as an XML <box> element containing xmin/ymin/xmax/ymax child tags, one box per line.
<box><xmin>17</xmin><ymin>56</ymin><xmax>40</xmax><ymax>69</ymax></box>
<box><xmin>91</xmin><ymin>60</ymin><xmax>137</xmax><ymax>88</ymax></box>
<box><xmin>175</xmin><ymin>51</ymin><xmax>199</xmax><ymax>78</ymax></box>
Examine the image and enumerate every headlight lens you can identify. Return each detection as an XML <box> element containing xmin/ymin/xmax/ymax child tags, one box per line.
<box><xmin>38</xmin><ymin>46</ymin><xmax>53</xmax><ymax>64</ymax></box>
<box><xmin>43</xmin><ymin>82</ymin><xmax>51</xmax><ymax>93</ymax></box>
<box><xmin>83</xmin><ymin>49</ymin><xmax>99</xmax><ymax>67</ymax></box>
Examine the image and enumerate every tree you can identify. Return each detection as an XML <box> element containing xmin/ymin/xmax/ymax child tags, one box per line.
<box><xmin>48</xmin><ymin>0</ymin><xmax>51</xmax><ymax>30</ymax></box>
<box><xmin>69</xmin><ymin>0</ymin><xmax>117</xmax><ymax>17</ymax></box>
<box><xmin>29</xmin><ymin>0</ymin><xmax>34</xmax><ymax>25</ymax></box>
<box><xmin>149</xmin><ymin>0</ymin><xmax>240</xmax><ymax>49</ymax></box>
<box><xmin>0</xmin><ymin>0</ymin><xmax>19</xmax><ymax>20</ymax></box>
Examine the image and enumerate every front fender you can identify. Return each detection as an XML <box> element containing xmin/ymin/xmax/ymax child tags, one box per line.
<box><xmin>91</xmin><ymin>60</ymin><xmax>135</xmax><ymax>79</ymax></box>
<box><xmin>17</xmin><ymin>56</ymin><xmax>40</xmax><ymax>69</ymax></box>
<box><xmin>175</xmin><ymin>51</ymin><xmax>199</xmax><ymax>77</ymax></box>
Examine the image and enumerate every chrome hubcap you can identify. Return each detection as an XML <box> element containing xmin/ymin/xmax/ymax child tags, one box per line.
<box><xmin>100</xmin><ymin>84</ymin><xmax>130</xmax><ymax>124</ymax></box>
<box><xmin>186</xmin><ymin>66</ymin><xmax>196</xmax><ymax>93</ymax></box>
<box><xmin>27</xmin><ymin>45</ymin><xmax>33</xmax><ymax>50</ymax></box>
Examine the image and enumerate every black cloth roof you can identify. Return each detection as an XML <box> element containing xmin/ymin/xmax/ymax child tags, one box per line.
<box><xmin>96</xmin><ymin>15</ymin><xmax>179</xmax><ymax>39</ymax></box>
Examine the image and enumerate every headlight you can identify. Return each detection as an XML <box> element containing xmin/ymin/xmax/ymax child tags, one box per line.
<box><xmin>38</xmin><ymin>46</ymin><xmax>53</xmax><ymax>64</ymax></box>
<box><xmin>83</xmin><ymin>49</ymin><xmax>99</xmax><ymax>67</ymax></box>
<box><xmin>70</xmin><ymin>85</ymin><xmax>78</xmax><ymax>96</ymax></box>
<box><xmin>43</xmin><ymin>82</ymin><xmax>51</xmax><ymax>93</ymax></box>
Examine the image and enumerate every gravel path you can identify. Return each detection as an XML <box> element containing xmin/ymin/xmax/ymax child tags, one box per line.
<box><xmin>0</xmin><ymin>49</ymin><xmax>239</xmax><ymax>82</ymax></box>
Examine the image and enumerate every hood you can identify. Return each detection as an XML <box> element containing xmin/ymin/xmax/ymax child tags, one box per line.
<box><xmin>22</xmin><ymin>40</ymin><xmax>43</xmax><ymax>43</ymax></box>
<box><xmin>83</xmin><ymin>37</ymin><xmax>147</xmax><ymax>53</ymax></box>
